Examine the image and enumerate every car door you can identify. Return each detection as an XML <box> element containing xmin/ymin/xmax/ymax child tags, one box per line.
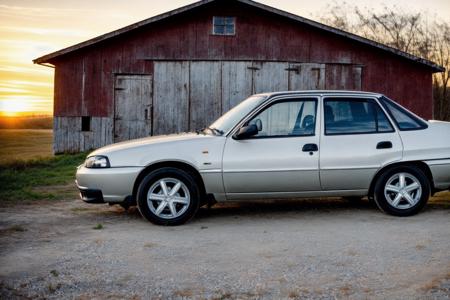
<box><xmin>222</xmin><ymin>96</ymin><xmax>321</xmax><ymax>198</ymax></box>
<box><xmin>319</xmin><ymin>96</ymin><xmax>403</xmax><ymax>191</ymax></box>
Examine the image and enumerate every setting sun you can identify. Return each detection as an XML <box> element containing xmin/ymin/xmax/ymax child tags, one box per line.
<box><xmin>0</xmin><ymin>97</ymin><xmax>34</xmax><ymax>116</ymax></box>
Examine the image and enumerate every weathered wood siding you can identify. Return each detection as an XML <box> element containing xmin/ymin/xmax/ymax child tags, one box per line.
<box><xmin>53</xmin><ymin>117</ymin><xmax>112</xmax><ymax>153</ymax></box>
<box><xmin>113</xmin><ymin>74</ymin><xmax>152</xmax><ymax>142</ymax></box>
<box><xmin>189</xmin><ymin>61</ymin><xmax>222</xmax><ymax>131</ymax></box>
<box><xmin>151</xmin><ymin>60</ymin><xmax>360</xmax><ymax>135</ymax></box>
<box><xmin>153</xmin><ymin>61</ymin><xmax>189</xmax><ymax>135</ymax></box>
<box><xmin>49</xmin><ymin>0</ymin><xmax>435</xmax><ymax>152</ymax></box>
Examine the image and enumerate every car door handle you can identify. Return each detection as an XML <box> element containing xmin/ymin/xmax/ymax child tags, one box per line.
<box><xmin>302</xmin><ymin>143</ymin><xmax>318</xmax><ymax>152</ymax></box>
<box><xmin>377</xmin><ymin>141</ymin><xmax>392</xmax><ymax>149</ymax></box>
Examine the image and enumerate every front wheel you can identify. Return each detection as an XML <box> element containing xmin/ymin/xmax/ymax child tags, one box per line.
<box><xmin>137</xmin><ymin>167</ymin><xmax>200</xmax><ymax>225</ymax></box>
<box><xmin>373</xmin><ymin>165</ymin><xmax>430</xmax><ymax>216</ymax></box>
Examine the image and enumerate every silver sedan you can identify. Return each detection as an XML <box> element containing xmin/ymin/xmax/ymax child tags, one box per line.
<box><xmin>76</xmin><ymin>91</ymin><xmax>450</xmax><ymax>225</ymax></box>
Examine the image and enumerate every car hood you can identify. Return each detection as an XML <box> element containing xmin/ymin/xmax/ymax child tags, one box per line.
<box><xmin>90</xmin><ymin>133</ymin><xmax>211</xmax><ymax>156</ymax></box>
<box><xmin>88</xmin><ymin>132</ymin><xmax>226</xmax><ymax>168</ymax></box>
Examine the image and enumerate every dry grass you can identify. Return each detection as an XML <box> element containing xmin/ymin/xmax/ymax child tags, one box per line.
<box><xmin>0</xmin><ymin>129</ymin><xmax>53</xmax><ymax>163</ymax></box>
<box><xmin>8</xmin><ymin>225</ymin><xmax>27</xmax><ymax>232</ymax></box>
<box><xmin>143</xmin><ymin>242</ymin><xmax>158</xmax><ymax>248</ymax></box>
<box><xmin>421</xmin><ymin>272</ymin><xmax>450</xmax><ymax>292</ymax></box>
<box><xmin>173</xmin><ymin>288</ymin><xmax>194</xmax><ymax>298</ymax></box>
<box><xmin>429</xmin><ymin>191</ymin><xmax>450</xmax><ymax>208</ymax></box>
<box><xmin>415</xmin><ymin>244</ymin><xmax>426</xmax><ymax>250</ymax></box>
<box><xmin>338</xmin><ymin>284</ymin><xmax>353</xmax><ymax>296</ymax></box>
<box><xmin>0</xmin><ymin>225</ymin><xmax>27</xmax><ymax>236</ymax></box>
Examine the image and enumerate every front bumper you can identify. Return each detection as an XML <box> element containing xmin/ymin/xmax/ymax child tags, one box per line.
<box><xmin>77</xmin><ymin>182</ymin><xmax>104</xmax><ymax>204</ymax></box>
<box><xmin>76</xmin><ymin>165</ymin><xmax>143</xmax><ymax>203</ymax></box>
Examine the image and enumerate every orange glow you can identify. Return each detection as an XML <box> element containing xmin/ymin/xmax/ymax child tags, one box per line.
<box><xmin>0</xmin><ymin>99</ymin><xmax>30</xmax><ymax>116</ymax></box>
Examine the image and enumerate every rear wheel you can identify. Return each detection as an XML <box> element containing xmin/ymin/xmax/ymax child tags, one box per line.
<box><xmin>374</xmin><ymin>165</ymin><xmax>430</xmax><ymax>216</ymax></box>
<box><xmin>137</xmin><ymin>167</ymin><xmax>200</xmax><ymax>225</ymax></box>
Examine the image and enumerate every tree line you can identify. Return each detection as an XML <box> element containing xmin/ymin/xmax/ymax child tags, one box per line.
<box><xmin>319</xmin><ymin>3</ymin><xmax>450</xmax><ymax>121</ymax></box>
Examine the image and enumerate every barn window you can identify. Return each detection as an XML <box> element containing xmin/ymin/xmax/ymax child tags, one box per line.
<box><xmin>81</xmin><ymin>116</ymin><xmax>91</xmax><ymax>132</ymax></box>
<box><xmin>213</xmin><ymin>17</ymin><xmax>235</xmax><ymax>35</ymax></box>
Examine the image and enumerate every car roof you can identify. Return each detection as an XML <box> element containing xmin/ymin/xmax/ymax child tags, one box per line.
<box><xmin>258</xmin><ymin>90</ymin><xmax>383</xmax><ymax>98</ymax></box>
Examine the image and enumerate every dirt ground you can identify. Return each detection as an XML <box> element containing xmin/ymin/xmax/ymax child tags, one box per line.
<box><xmin>0</xmin><ymin>196</ymin><xmax>449</xmax><ymax>299</ymax></box>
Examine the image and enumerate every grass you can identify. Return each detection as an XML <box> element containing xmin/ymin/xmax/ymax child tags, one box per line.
<box><xmin>92</xmin><ymin>223</ymin><xmax>104</xmax><ymax>230</ymax></box>
<box><xmin>0</xmin><ymin>152</ymin><xmax>87</xmax><ymax>202</ymax></box>
<box><xmin>0</xmin><ymin>129</ymin><xmax>89</xmax><ymax>203</ymax></box>
<box><xmin>8</xmin><ymin>225</ymin><xmax>27</xmax><ymax>232</ymax></box>
<box><xmin>0</xmin><ymin>129</ymin><xmax>53</xmax><ymax>164</ymax></box>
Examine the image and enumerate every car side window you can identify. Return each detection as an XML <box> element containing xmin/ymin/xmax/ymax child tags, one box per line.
<box><xmin>247</xmin><ymin>99</ymin><xmax>317</xmax><ymax>138</ymax></box>
<box><xmin>379</xmin><ymin>97</ymin><xmax>427</xmax><ymax>130</ymax></box>
<box><xmin>324</xmin><ymin>98</ymin><xmax>394</xmax><ymax>135</ymax></box>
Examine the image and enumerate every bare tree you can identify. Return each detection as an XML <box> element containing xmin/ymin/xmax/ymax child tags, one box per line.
<box><xmin>319</xmin><ymin>3</ymin><xmax>450</xmax><ymax>121</ymax></box>
<box><xmin>430</xmin><ymin>23</ymin><xmax>450</xmax><ymax>120</ymax></box>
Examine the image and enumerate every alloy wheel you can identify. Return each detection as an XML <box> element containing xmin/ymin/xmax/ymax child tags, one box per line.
<box><xmin>147</xmin><ymin>178</ymin><xmax>191</xmax><ymax>219</ymax></box>
<box><xmin>384</xmin><ymin>172</ymin><xmax>422</xmax><ymax>210</ymax></box>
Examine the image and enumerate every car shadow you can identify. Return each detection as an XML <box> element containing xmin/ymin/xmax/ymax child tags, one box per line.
<box><xmin>85</xmin><ymin>195</ymin><xmax>449</xmax><ymax>223</ymax></box>
<box><xmin>195</xmin><ymin>198</ymin><xmax>376</xmax><ymax>220</ymax></box>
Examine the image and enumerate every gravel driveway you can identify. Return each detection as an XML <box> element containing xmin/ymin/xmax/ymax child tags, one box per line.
<box><xmin>1</xmin><ymin>197</ymin><xmax>449</xmax><ymax>299</ymax></box>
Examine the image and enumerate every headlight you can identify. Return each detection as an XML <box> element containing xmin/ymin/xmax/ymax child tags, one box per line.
<box><xmin>85</xmin><ymin>156</ymin><xmax>110</xmax><ymax>168</ymax></box>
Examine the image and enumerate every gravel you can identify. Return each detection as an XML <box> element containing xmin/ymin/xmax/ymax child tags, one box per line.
<box><xmin>0</xmin><ymin>198</ymin><xmax>449</xmax><ymax>299</ymax></box>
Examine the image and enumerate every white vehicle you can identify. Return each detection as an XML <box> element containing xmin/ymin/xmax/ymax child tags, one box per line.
<box><xmin>76</xmin><ymin>91</ymin><xmax>450</xmax><ymax>225</ymax></box>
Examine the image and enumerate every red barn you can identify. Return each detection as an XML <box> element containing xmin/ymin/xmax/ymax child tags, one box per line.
<box><xmin>34</xmin><ymin>0</ymin><xmax>444</xmax><ymax>153</ymax></box>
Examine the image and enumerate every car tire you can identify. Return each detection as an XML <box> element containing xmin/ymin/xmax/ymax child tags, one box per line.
<box><xmin>137</xmin><ymin>167</ymin><xmax>200</xmax><ymax>225</ymax></box>
<box><xmin>373</xmin><ymin>165</ymin><xmax>430</xmax><ymax>217</ymax></box>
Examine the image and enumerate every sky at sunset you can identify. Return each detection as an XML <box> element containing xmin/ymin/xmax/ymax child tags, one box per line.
<box><xmin>1</xmin><ymin>0</ymin><xmax>449</xmax><ymax>116</ymax></box>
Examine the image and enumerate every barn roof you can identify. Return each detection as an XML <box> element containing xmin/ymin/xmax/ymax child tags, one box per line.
<box><xmin>33</xmin><ymin>0</ymin><xmax>444</xmax><ymax>72</ymax></box>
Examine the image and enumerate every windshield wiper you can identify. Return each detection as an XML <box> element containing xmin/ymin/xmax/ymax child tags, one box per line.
<box><xmin>195</xmin><ymin>127</ymin><xmax>223</xmax><ymax>135</ymax></box>
<box><xmin>202</xmin><ymin>127</ymin><xmax>224</xmax><ymax>135</ymax></box>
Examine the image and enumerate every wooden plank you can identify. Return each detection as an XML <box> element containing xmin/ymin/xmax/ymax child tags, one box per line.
<box><xmin>221</xmin><ymin>61</ymin><xmax>253</xmax><ymax>113</ymax></box>
<box><xmin>113</xmin><ymin>75</ymin><xmax>152</xmax><ymax>142</ymax></box>
<box><xmin>325</xmin><ymin>64</ymin><xmax>362</xmax><ymax>90</ymax></box>
<box><xmin>189</xmin><ymin>61</ymin><xmax>222</xmax><ymax>131</ymax></box>
<box><xmin>289</xmin><ymin>63</ymin><xmax>325</xmax><ymax>90</ymax></box>
<box><xmin>53</xmin><ymin>117</ymin><xmax>60</xmax><ymax>154</ymax></box>
<box><xmin>253</xmin><ymin>62</ymin><xmax>289</xmax><ymax>94</ymax></box>
<box><xmin>352</xmin><ymin>66</ymin><xmax>363</xmax><ymax>90</ymax></box>
<box><xmin>104</xmin><ymin>117</ymin><xmax>113</xmax><ymax>145</ymax></box>
<box><xmin>65</xmin><ymin>117</ymin><xmax>80</xmax><ymax>153</ymax></box>
<box><xmin>153</xmin><ymin>61</ymin><xmax>189</xmax><ymax>135</ymax></box>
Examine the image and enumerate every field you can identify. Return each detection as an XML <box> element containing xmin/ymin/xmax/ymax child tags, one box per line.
<box><xmin>0</xmin><ymin>129</ymin><xmax>53</xmax><ymax>163</ymax></box>
<box><xmin>0</xmin><ymin>116</ymin><xmax>52</xmax><ymax>130</ymax></box>
<box><xmin>0</xmin><ymin>129</ymin><xmax>86</xmax><ymax>202</ymax></box>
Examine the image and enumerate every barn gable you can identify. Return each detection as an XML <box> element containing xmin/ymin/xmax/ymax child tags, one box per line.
<box><xmin>34</xmin><ymin>0</ymin><xmax>444</xmax><ymax>153</ymax></box>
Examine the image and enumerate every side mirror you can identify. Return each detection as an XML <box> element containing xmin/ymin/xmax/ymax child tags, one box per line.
<box><xmin>254</xmin><ymin>119</ymin><xmax>262</xmax><ymax>131</ymax></box>
<box><xmin>233</xmin><ymin>124</ymin><xmax>259</xmax><ymax>140</ymax></box>
<box><xmin>248</xmin><ymin>118</ymin><xmax>262</xmax><ymax>131</ymax></box>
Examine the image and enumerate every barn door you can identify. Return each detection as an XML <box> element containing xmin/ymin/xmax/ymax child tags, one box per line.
<box><xmin>221</xmin><ymin>61</ymin><xmax>253</xmax><ymax>113</ymax></box>
<box><xmin>325</xmin><ymin>65</ymin><xmax>363</xmax><ymax>90</ymax></box>
<box><xmin>189</xmin><ymin>62</ymin><xmax>222</xmax><ymax>131</ymax></box>
<box><xmin>153</xmin><ymin>62</ymin><xmax>190</xmax><ymax>135</ymax></box>
<box><xmin>252</xmin><ymin>62</ymin><xmax>289</xmax><ymax>94</ymax></box>
<box><xmin>114</xmin><ymin>75</ymin><xmax>152</xmax><ymax>143</ymax></box>
<box><xmin>288</xmin><ymin>63</ymin><xmax>325</xmax><ymax>90</ymax></box>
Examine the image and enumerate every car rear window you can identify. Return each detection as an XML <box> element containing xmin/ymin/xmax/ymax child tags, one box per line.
<box><xmin>379</xmin><ymin>97</ymin><xmax>428</xmax><ymax>130</ymax></box>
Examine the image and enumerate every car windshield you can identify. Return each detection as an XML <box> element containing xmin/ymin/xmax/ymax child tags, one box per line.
<box><xmin>208</xmin><ymin>95</ymin><xmax>267</xmax><ymax>135</ymax></box>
